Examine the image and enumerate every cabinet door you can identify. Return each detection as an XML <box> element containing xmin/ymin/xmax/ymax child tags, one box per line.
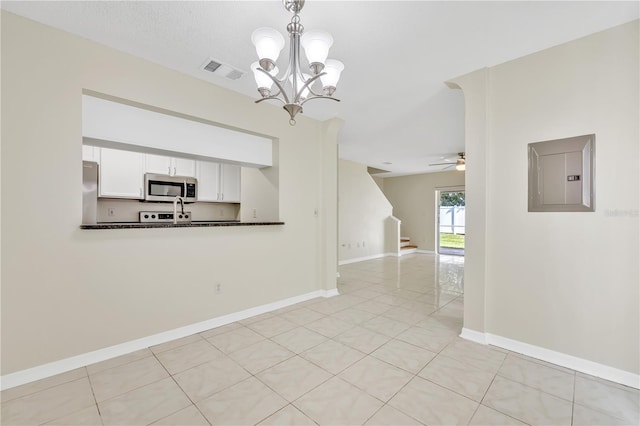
<box><xmin>220</xmin><ymin>164</ymin><xmax>241</xmax><ymax>203</ymax></box>
<box><xmin>195</xmin><ymin>161</ymin><xmax>220</xmax><ymax>202</ymax></box>
<box><xmin>99</xmin><ymin>148</ymin><xmax>144</xmax><ymax>199</ymax></box>
<box><xmin>173</xmin><ymin>158</ymin><xmax>196</xmax><ymax>177</ymax></box>
<box><xmin>145</xmin><ymin>154</ymin><xmax>172</xmax><ymax>175</ymax></box>
<box><xmin>82</xmin><ymin>145</ymin><xmax>99</xmax><ymax>162</ymax></box>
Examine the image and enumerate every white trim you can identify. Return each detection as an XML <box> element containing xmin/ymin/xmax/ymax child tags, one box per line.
<box><xmin>435</xmin><ymin>185</ymin><xmax>466</xmax><ymax>192</ymax></box>
<box><xmin>323</xmin><ymin>288</ymin><xmax>340</xmax><ymax>298</ymax></box>
<box><xmin>399</xmin><ymin>248</ymin><xmax>417</xmax><ymax>256</ymax></box>
<box><xmin>338</xmin><ymin>253</ymin><xmax>387</xmax><ymax>265</ymax></box>
<box><xmin>460</xmin><ymin>329</ymin><xmax>640</xmax><ymax>389</ymax></box>
<box><xmin>339</xmin><ymin>251</ymin><xmax>434</xmax><ymax>264</ymax></box>
<box><xmin>460</xmin><ymin>327</ymin><xmax>487</xmax><ymax>344</ymax></box>
<box><xmin>0</xmin><ymin>289</ymin><xmax>334</xmax><ymax>391</ymax></box>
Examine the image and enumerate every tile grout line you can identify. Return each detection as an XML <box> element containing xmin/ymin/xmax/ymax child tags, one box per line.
<box><xmin>83</xmin><ymin>366</ymin><xmax>103</xmax><ymax>423</ymax></box>
<box><xmin>571</xmin><ymin>369</ymin><xmax>576</xmax><ymax>426</ymax></box>
<box><xmin>0</xmin><ymin>368</ymin><xmax>89</xmax><ymax>404</ymax></box>
<box><xmin>157</xmin><ymin>385</ymin><xmax>211</xmax><ymax>426</ymax></box>
<box><xmin>350</xmin><ymin>313</ymin><xmax>466</xmax><ymax>425</ymax></box>
<box><xmin>150</xmin><ymin>350</ymin><xmax>212</xmax><ymax>426</ymax></box>
<box><xmin>494</xmin><ymin>366</ymin><xmax>576</xmax><ymax>403</ymax></box>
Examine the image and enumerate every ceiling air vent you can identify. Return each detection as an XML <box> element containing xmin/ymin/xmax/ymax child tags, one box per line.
<box><xmin>202</xmin><ymin>58</ymin><xmax>245</xmax><ymax>80</ymax></box>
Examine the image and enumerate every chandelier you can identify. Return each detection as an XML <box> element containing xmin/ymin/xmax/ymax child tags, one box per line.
<box><xmin>251</xmin><ymin>0</ymin><xmax>344</xmax><ymax>125</ymax></box>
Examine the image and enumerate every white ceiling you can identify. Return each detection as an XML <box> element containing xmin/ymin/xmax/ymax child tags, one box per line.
<box><xmin>3</xmin><ymin>1</ymin><xmax>638</xmax><ymax>175</ymax></box>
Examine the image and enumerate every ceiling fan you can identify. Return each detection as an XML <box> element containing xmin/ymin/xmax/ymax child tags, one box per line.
<box><xmin>429</xmin><ymin>152</ymin><xmax>466</xmax><ymax>171</ymax></box>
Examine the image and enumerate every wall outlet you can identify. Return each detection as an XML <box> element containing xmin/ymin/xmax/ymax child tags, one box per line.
<box><xmin>214</xmin><ymin>283</ymin><xmax>222</xmax><ymax>294</ymax></box>
<box><xmin>107</xmin><ymin>208</ymin><xmax>115</xmax><ymax>217</ymax></box>
<box><xmin>252</xmin><ymin>208</ymin><xmax>257</xmax><ymax>219</ymax></box>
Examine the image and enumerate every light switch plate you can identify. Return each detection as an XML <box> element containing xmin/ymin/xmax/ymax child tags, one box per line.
<box><xmin>528</xmin><ymin>134</ymin><xmax>595</xmax><ymax>212</ymax></box>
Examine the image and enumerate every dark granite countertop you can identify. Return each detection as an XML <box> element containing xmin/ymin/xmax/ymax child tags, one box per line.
<box><xmin>80</xmin><ymin>221</ymin><xmax>284</xmax><ymax>229</ymax></box>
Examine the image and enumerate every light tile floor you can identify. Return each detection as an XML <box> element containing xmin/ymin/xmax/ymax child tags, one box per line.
<box><xmin>2</xmin><ymin>254</ymin><xmax>639</xmax><ymax>425</ymax></box>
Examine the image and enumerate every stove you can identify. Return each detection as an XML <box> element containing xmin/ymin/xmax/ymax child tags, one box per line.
<box><xmin>139</xmin><ymin>211</ymin><xmax>192</xmax><ymax>223</ymax></box>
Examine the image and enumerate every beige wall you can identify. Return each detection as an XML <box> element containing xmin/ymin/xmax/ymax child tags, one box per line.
<box><xmin>451</xmin><ymin>20</ymin><xmax>639</xmax><ymax>374</ymax></box>
<box><xmin>0</xmin><ymin>12</ymin><xmax>338</xmax><ymax>375</ymax></box>
<box><xmin>380</xmin><ymin>171</ymin><xmax>465</xmax><ymax>251</ymax></box>
<box><xmin>338</xmin><ymin>160</ymin><xmax>393</xmax><ymax>261</ymax></box>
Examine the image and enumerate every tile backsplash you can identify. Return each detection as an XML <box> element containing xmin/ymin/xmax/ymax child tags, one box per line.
<box><xmin>96</xmin><ymin>198</ymin><xmax>239</xmax><ymax>223</ymax></box>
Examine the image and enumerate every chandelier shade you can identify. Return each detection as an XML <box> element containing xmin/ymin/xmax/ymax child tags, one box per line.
<box><xmin>320</xmin><ymin>59</ymin><xmax>344</xmax><ymax>95</ymax></box>
<box><xmin>251</xmin><ymin>0</ymin><xmax>343</xmax><ymax>125</ymax></box>
<box><xmin>300</xmin><ymin>30</ymin><xmax>333</xmax><ymax>73</ymax></box>
<box><xmin>251</xmin><ymin>27</ymin><xmax>285</xmax><ymax>71</ymax></box>
<box><xmin>251</xmin><ymin>62</ymin><xmax>279</xmax><ymax>93</ymax></box>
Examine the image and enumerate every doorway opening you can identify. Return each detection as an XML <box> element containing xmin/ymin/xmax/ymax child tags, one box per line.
<box><xmin>437</xmin><ymin>189</ymin><xmax>465</xmax><ymax>256</ymax></box>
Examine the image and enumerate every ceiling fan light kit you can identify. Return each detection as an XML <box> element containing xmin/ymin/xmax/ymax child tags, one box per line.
<box><xmin>251</xmin><ymin>0</ymin><xmax>344</xmax><ymax>125</ymax></box>
<box><xmin>430</xmin><ymin>152</ymin><xmax>466</xmax><ymax>171</ymax></box>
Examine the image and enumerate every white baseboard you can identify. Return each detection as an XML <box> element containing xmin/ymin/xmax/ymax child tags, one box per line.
<box><xmin>323</xmin><ymin>288</ymin><xmax>340</xmax><ymax>298</ymax></box>
<box><xmin>338</xmin><ymin>253</ymin><xmax>387</xmax><ymax>265</ymax></box>
<box><xmin>460</xmin><ymin>327</ymin><xmax>487</xmax><ymax>344</ymax></box>
<box><xmin>399</xmin><ymin>248</ymin><xmax>417</xmax><ymax>256</ymax></box>
<box><xmin>1</xmin><ymin>289</ymin><xmax>335</xmax><ymax>391</ymax></box>
<box><xmin>460</xmin><ymin>328</ymin><xmax>640</xmax><ymax>389</ymax></box>
<box><xmin>339</xmin><ymin>251</ymin><xmax>434</xmax><ymax>264</ymax></box>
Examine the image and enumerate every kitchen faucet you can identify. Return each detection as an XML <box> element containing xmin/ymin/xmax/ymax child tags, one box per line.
<box><xmin>173</xmin><ymin>196</ymin><xmax>184</xmax><ymax>224</ymax></box>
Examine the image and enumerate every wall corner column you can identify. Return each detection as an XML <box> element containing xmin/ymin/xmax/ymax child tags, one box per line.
<box><xmin>446</xmin><ymin>69</ymin><xmax>490</xmax><ymax>336</ymax></box>
<box><xmin>318</xmin><ymin>117</ymin><xmax>344</xmax><ymax>292</ymax></box>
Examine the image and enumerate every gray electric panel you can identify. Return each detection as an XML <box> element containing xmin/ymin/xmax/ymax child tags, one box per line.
<box><xmin>528</xmin><ymin>134</ymin><xmax>595</xmax><ymax>212</ymax></box>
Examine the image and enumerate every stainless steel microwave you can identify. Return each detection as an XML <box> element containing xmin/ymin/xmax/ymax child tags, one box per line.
<box><xmin>144</xmin><ymin>173</ymin><xmax>197</xmax><ymax>203</ymax></box>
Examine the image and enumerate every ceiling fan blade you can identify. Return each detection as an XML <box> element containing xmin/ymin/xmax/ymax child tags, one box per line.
<box><xmin>430</xmin><ymin>152</ymin><xmax>465</xmax><ymax>167</ymax></box>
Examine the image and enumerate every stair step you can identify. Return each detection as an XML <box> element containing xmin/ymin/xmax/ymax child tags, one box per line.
<box><xmin>401</xmin><ymin>245</ymin><xmax>418</xmax><ymax>250</ymax></box>
<box><xmin>400</xmin><ymin>237</ymin><xmax>410</xmax><ymax>242</ymax></box>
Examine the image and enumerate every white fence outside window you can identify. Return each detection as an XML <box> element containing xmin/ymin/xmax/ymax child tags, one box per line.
<box><xmin>439</xmin><ymin>206</ymin><xmax>466</xmax><ymax>234</ymax></box>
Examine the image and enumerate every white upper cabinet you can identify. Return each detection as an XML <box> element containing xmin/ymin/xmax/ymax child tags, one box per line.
<box><xmin>195</xmin><ymin>161</ymin><xmax>241</xmax><ymax>203</ymax></box>
<box><xmin>83</xmin><ymin>146</ymin><xmax>238</xmax><ymax>202</ymax></box>
<box><xmin>82</xmin><ymin>145</ymin><xmax>99</xmax><ymax>162</ymax></box>
<box><xmin>220</xmin><ymin>164</ymin><xmax>241</xmax><ymax>203</ymax></box>
<box><xmin>195</xmin><ymin>161</ymin><xmax>220</xmax><ymax>202</ymax></box>
<box><xmin>99</xmin><ymin>148</ymin><xmax>144</xmax><ymax>199</ymax></box>
<box><xmin>144</xmin><ymin>154</ymin><xmax>195</xmax><ymax>177</ymax></box>
<box><xmin>145</xmin><ymin>154</ymin><xmax>172</xmax><ymax>175</ymax></box>
<box><xmin>173</xmin><ymin>157</ymin><xmax>196</xmax><ymax>177</ymax></box>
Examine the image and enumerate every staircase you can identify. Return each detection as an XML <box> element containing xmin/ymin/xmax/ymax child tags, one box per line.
<box><xmin>400</xmin><ymin>237</ymin><xmax>418</xmax><ymax>255</ymax></box>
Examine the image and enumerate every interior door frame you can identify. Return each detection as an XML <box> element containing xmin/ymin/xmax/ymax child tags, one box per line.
<box><xmin>435</xmin><ymin>185</ymin><xmax>465</xmax><ymax>255</ymax></box>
